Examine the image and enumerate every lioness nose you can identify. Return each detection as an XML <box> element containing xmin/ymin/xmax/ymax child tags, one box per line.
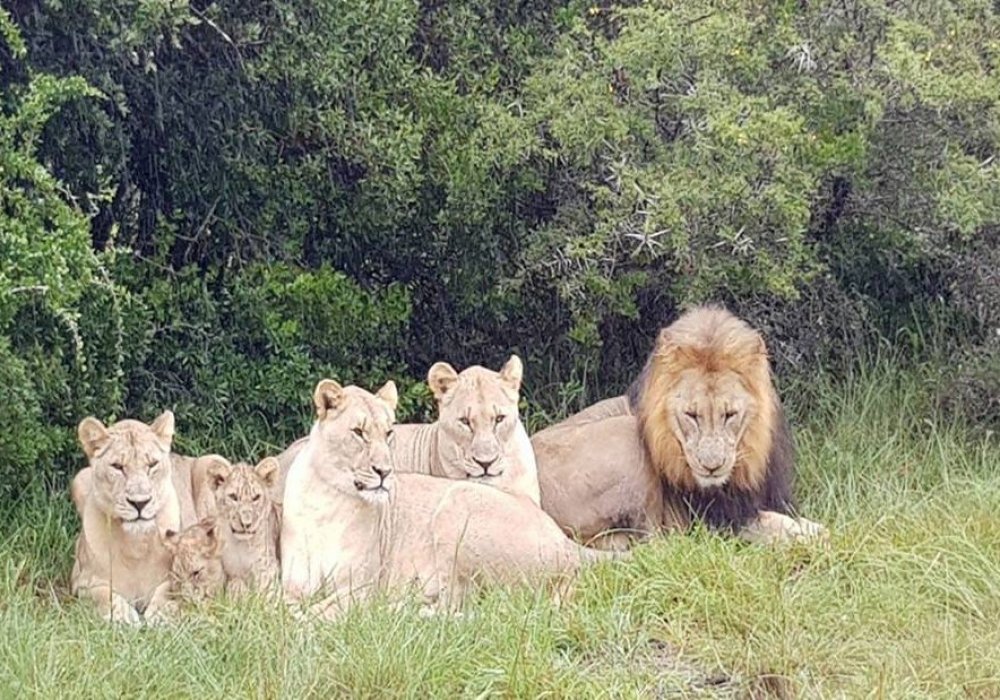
<box><xmin>473</xmin><ymin>457</ymin><xmax>497</xmax><ymax>472</ymax></box>
<box><xmin>127</xmin><ymin>497</ymin><xmax>151</xmax><ymax>515</ymax></box>
<box><xmin>372</xmin><ymin>465</ymin><xmax>391</xmax><ymax>480</ymax></box>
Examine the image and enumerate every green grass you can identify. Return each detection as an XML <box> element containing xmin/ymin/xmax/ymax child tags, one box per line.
<box><xmin>2</xmin><ymin>362</ymin><xmax>998</xmax><ymax>697</ymax></box>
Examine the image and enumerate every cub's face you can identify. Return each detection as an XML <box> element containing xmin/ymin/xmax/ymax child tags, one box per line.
<box><xmin>427</xmin><ymin>356</ymin><xmax>523</xmax><ymax>482</ymax></box>
<box><xmin>667</xmin><ymin>370</ymin><xmax>755</xmax><ymax>489</ymax></box>
<box><xmin>208</xmin><ymin>459</ymin><xmax>278</xmax><ymax>539</ymax></box>
<box><xmin>165</xmin><ymin>519</ymin><xmax>225</xmax><ymax>603</ymax></box>
<box><xmin>311</xmin><ymin>379</ymin><xmax>398</xmax><ymax>504</ymax></box>
<box><xmin>77</xmin><ymin>412</ymin><xmax>175</xmax><ymax>531</ymax></box>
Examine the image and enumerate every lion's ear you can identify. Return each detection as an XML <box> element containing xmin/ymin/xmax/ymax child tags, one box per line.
<box><xmin>499</xmin><ymin>354</ymin><xmax>523</xmax><ymax>392</ymax></box>
<box><xmin>199</xmin><ymin>518</ymin><xmax>222</xmax><ymax>556</ymax></box>
<box><xmin>150</xmin><ymin>410</ymin><xmax>175</xmax><ymax>445</ymax></box>
<box><xmin>205</xmin><ymin>456</ymin><xmax>232</xmax><ymax>491</ymax></box>
<box><xmin>313</xmin><ymin>379</ymin><xmax>344</xmax><ymax>420</ymax></box>
<box><xmin>375</xmin><ymin>380</ymin><xmax>398</xmax><ymax>413</ymax></box>
<box><xmin>163</xmin><ymin>529</ymin><xmax>180</xmax><ymax>554</ymax></box>
<box><xmin>255</xmin><ymin>457</ymin><xmax>279</xmax><ymax>489</ymax></box>
<box><xmin>78</xmin><ymin>417</ymin><xmax>110</xmax><ymax>459</ymax></box>
<box><xmin>427</xmin><ymin>362</ymin><xmax>459</xmax><ymax>401</ymax></box>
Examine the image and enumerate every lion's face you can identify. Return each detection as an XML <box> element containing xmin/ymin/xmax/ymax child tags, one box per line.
<box><xmin>77</xmin><ymin>412</ymin><xmax>175</xmax><ymax>531</ymax></box>
<box><xmin>427</xmin><ymin>356</ymin><xmax>523</xmax><ymax>482</ymax></box>
<box><xmin>311</xmin><ymin>379</ymin><xmax>398</xmax><ymax>505</ymax></box>
<box><xmin>164</xmin><ymin>519</ymin><xmax>225</xmax><ymax>603</ymax></box>
<box><xmin>666</xmin><ymin>370</ymin><xmax>756</xmax><ymax>488</ymax></box>
<box><xmin>208</xmin><ymin>458</ymin><xmax>278</xmax><ymax>539</ymax></box>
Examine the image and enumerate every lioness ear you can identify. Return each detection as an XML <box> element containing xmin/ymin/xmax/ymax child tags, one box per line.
<box><xmin>78</xmin><ymin>417</ymin><xmax>110</xmax><ymax>459</ymax></box>
<box><xmin>499</xmin><ymin>354</ymin><xmax>523</xmax><ymax>392</ymax></box>
<box><xmin>255</xmin><ymin>457</ymin><xmax>279</xmax><ymax>489</ymax></box>
<box><xmin>375</xmin><ymin>380</ymin><xmax>398</xmax><ymax>413</ymax></box>
<box><xmin>313</xmin><ymin>379</ymin><xmax>344</xmax><ymax>420</ymax></box>
<box><xmin>427</xmin><ymin>362</ymin><xmax>459</xmax><ymax>401</ymax></box>
<box><xmin>150</xmin><ymin>410</ymin><xmax>175</xmax><ymax>445</ymax></box>
<box><xmin>163</xmin><ymin>529</ymin><xmax>180</xmax><ymax>554</ymax></box>
<box><xmin>205</xmin><ymin>456</ymin><xmax>232</xmax><ymax>492</ymax></box>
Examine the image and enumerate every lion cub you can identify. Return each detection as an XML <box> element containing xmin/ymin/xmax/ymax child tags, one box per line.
<box><xmin>195</xmin><ymin>457</ymin><xmax>280</xmax><ymax>595</ymax></box>
<box><xmin>164</xmin><ymin>518</ymin><xmax>226</xmax><ymax>604</ymax></box>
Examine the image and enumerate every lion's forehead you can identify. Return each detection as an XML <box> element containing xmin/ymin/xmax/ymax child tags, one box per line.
<box><xmin>225</xmin><ymin>464</ymin><xmax>267</xmax><ymax>499</ymax></box>
<box><xmin>95</xmin><ymin>427</ymin><xmax>168</xmax><ymax>467</ymax></box>
<box><xmin>441</xmin><ymin>372</ymin><xmax>518</xmax><ymax>417</ymax></box>
<box><xmin>672</xmin><ymin>370</ymin><xmax>752</xmax><ymax>404</ymax></box>
<box><xmin>340</xmin><ymin>397</ymin><xmax>394</xmax><ymax>431</ymax></box>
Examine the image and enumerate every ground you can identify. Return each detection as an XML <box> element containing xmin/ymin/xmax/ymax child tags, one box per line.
<box><xmin>1</xmin><ymin>363</ymin><xmax>998</xmax><ymax>697</ymax></box>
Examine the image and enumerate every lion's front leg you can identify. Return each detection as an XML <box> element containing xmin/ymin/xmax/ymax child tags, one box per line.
<box><xmin>143</xmin><ymin>580</ymin><xmax>178</xmax><ymax>626</ymax></box>
<box><xmin>77</xmin><ymin>584</ymin><xmax>142</xmax><ymax>625</ymax></box>
<box><xmin>739</xmin><ymin>510</ymin><xmax>828</xmax><ymax>545</ymax></box>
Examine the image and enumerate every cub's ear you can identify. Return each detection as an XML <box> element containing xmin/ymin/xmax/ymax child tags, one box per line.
<box><xmin>255</xmin><ymin>457</ymin><xmax>280</xmax><ymax>490</ymax></box>
<box><xmin>150</xmin><ymin>410</ymin><xmax>175</xmax><ymax>445</ymax></box>
<box><xmin>375</xmin><ymin>380</ymin><xmax>398</xmax><ymax>413</ymax></box>
<box><xmin>163</xmin><ymin>529</ymin><xmax>180</xmax><ymax>554</ymax></box>
<box><xmin>199</xmin><ymin>518</ymin><xmax>222</xmax><ymax>556</ymax></box>
<box><xmin>499</xmin><ymin>354</ymin><xmax>523</xmax><ymax>392</ymax></box>
<box><xmin>427</xmin><ymin>362</ymin><xmax>459</xmax><ymax>401</ymax></box>
<box><xmin>204</xmin><ymin>456</ymin><xmax>232</xmax><ymax>492</ymax></box>
<box><xmin>78</xmin><ymin>417</ymin><xmax>110</xmax><ymax>459</ymax></box>
<box><xmin>313</xmin><ymin>379</ymin><xmax>344</xmax><ymax>420</ymax></box>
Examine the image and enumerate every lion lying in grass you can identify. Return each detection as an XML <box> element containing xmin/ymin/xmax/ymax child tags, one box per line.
<box><xmin>164</xmin><ymin>517</ymin><xmax>226</xmax><ymax>605</ymax></box>
<box><xmin>281</xmin><ymin>379</ymin><xmax>615</xmax><ymax>618</ymax></box>
<box><xmin>533</xmin><ymin>306</ymin><xmax>826</xmax><ymax>548</ymax></box>
<box><xmin>70</xmin><ymin>411</ymin><xmax>192</xmax><ymax>624</ymax></box>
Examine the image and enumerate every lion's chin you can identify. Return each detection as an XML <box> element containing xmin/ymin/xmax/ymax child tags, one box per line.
<box><xmin>121</xmin><ymin>518</ymin><xmax>157</xmax><ymax>534</ymax></box>
<box><xmin>691</xmin><ymin>471</ymin><xmax>732</xmax><ymax>490</ymax></box>
<box><xmin>358</xmin><ymin>487</ymin><xmax>391</xmax><ymax>504</ymax></box>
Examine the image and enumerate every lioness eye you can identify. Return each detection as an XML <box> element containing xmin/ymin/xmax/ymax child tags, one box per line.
<box><xmin>228</xmin><ymin>493</ymin><xmax>238</xmax><ymax>502</ymax></box>
<box><xmin>147</xmin><ymin>461</ymin><xmax>159</xmax><ymax>471</ymax></box>
<box><xmin>252</xmin><ymin>493</ymin><xmax>261</xmax><ymax>502</ymax></box>
<box><xmin>111</xmin><ymin>463</ymin><xmax>125</xmax><ymax>472</ymax></box>
<box><xmin>684</xmin><ymin>411</ymin><xmax>698</xmax><ymax>422</ymax></box>
<box><xmin>495</xmin><ymin>415</ymin><xmax>505</xmax><ymax>425</ymax></box>
<box><xmin>459</xmin><ymin>417</ymin><xmax>471</xmax><ymax>427</ymax></box>
<box><xmin>724</xmin><ymin>410</ymin><xmax>737</xmax><ymax>421</ymax></box>
<box><xmin>191</xmin><ymin>568</ymin><xmax>203</xmax><ymax>578</ymax></box>
<box><xmin>352</xmin><ymin>427</ymin><xmax>365</xmax><ymax>439</ymax></box>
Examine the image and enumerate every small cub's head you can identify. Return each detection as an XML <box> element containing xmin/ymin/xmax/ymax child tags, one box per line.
<box><xmin>427</xmin><ymin>355</ymin><xmax>523</xmax><ymax>482</ymax></box>
<box><xmin>77</xmin><ymin>411</ymin><xmax>176</xmax><ymax>531</ymax></box>
<box><xmin>310</xmin><ymin>378</ymin><xmax>398</xmax><ymax>504</ymax></box>
<box><xmin>164</xmin><ymin>518</ymin><xmax>225</xmax><ymax>603</ymax></box>
<box><xmin>207</xmin><ymin>457</ymin><xmax>279</xmax><ymax>538</ymax></box>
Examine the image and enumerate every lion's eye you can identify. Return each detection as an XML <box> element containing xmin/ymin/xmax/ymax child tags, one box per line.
<box><xmin>147</xmin><ymin>461</ymin><xmax>159</xmax><ymax>471</ymax></box>
<box><xmin>252</xmin><ymin>493</ymin><xmax>261</xmax><ymax>502</ymax></box>
<box><xmin>228</xmin><ymin>493</ymin><xmax>238</xmax><ymax>502</ymax></box>
<box><xmin>494</xmin><ymin>415</ymin><xmax>505</xmax><ymax>425</ymax></box>
<box><xmin>352</xmin><ymin>427</ymin><xmax>365</xmax><ymax>439</ymax></box>
<box><xmin>111</xmin><ymin>463</ymin><xmax>125</xmax><ymax>472</ymax></box>
<box><xmin>724</xmin><ymin>410</ymin><xmax>737</xmax><ymax>421</ymax></box>
<box><xmin>459</xmin><ymin>417</ymin><xmax>471</xmax><ymax>428</ymax></box>
<box><xmin>684</xmin><ymin>411</ymin><xmax>698</xmax><ymax>423</ymax></box>
<box><xmin>191</xmin><ymin>568</ymin><xmax>203</xmax><ymax>579</ymax></box>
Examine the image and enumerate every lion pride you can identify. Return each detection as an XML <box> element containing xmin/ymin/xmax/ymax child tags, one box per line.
<box><xmin>533</xmin><ymin>306</ymin><xmax>826</xmax><ymax>548</ymax></box>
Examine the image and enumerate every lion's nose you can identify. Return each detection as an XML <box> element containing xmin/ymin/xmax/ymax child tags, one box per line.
<box><xmin>372</xmin><ymin>465</ymin><xmax>392</xmax><ymax>481</ymax></box>
<box><xmin>472</xmin><ymin>457</ymin><xmax>497</xmax><ymax>473</ymax></box>
<box><xmin>127</xmin><ymin>497</ymin><xmax>151</xmax><ymax>516</ymax></box>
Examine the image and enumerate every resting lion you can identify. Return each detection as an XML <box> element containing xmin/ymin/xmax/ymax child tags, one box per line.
<box><xmin>533</xmin><ymin>306</ymin><xmax>826</xmax><ymax>549</ymax></box>
<box><xmin>70</xmin><ymin>411</ymin><xmax>196</xmax><ymax>624</ymax></box>
<box><xmin>164</xmin><ymin>518</ymin><xmax>226</xmax><ymax>605</ymax></box>
<box><xmin>274</xmin><ymin>355</ymin><xmax>539</xmax><ymax>506</ymax></box>
<box><xmin>281</xmin><ymin>379</ymin><xmax>614</xmax><ymax>618</ymax></box>
<box><xmin>193</xmin><ymin>456</ymin><xmax>281</xmax><ymax>595</ymax></box>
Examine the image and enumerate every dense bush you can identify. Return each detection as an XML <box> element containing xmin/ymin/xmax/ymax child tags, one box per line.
<box><xmin>1</xmin><ymin>1</ymin><xmax>997</xmax><ymax>492</ymax></box>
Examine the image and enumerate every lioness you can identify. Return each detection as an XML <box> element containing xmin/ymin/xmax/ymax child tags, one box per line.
<box><xmin>195</xmin><ymin>456</ymin><xmax>281</xmax><ymax>595</ymax></box>
<box><xmin>164</xmin><ymin>518</ymin><xmax>226</xmax><ymax>605</ymax></box>
<box><xmin>71</xmin><ymin>412</ymin><xmax>190</xmax><ymax>624</ymax></box>
<box><xmin>274</xmin><ymin>355</ymin><xmax>539</xmax><ymax>506</ymax></box>
<box><xmin>281</xmin><ymin>379</ymin><xmax>614</xmax><ymax>617</ymax></box>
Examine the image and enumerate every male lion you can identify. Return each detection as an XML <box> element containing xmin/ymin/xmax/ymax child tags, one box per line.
<box><xmin>194</xmin><ymin>456</ymin><xmax>281</xmax><ymax>595</ymax></box>
<box><xmin>273</xmin><ymin>355</ymin><xmax>539</xmax><ymax>506</ymax></box>
<box><xmin>281</xmin><ymin>379</ymin><xmax>615</xmax><ymax>618</ymax></box>
<box><xmin>533</xmin><ymin>306</ymin><xmax>826</xmax><ymax>548</ymax></box>
<box><xmin>164</xmin><ymin>518</ymin><xmax>226</xmax><ymax>605</ymax></box>
<box><xmin>70</xmin><ymin>411</ymin><xmax>193</xmax><ymax>624</ymax></box>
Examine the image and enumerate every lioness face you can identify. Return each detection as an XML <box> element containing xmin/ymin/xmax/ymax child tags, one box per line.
<box><xmin>77</xmin><ymin>412</ymin><xmax>175</xmax><ymax>531</ymax></box>
<box><xmin>208</xmin><ymin>458</ymin><xmax>278</xmax><ymax>539</ymax></box>
<box><xmin>165</xmin><ymin>519</ymin><xmax>225</xmax><ymax>603</ymax></box>
<box><xmin>428</xmin><ymin>356</ymin><xmax>523</xmax><ymax>482</ymax></box>
<box><xmin>668</xmin><ymin>371</ymin><xmax>755</xmax><ymax>488</ymax></box>
<box><xmin>312</xmin><ymin>379</ymin><xmax>398</xmax><ymax>504</ymax></box>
